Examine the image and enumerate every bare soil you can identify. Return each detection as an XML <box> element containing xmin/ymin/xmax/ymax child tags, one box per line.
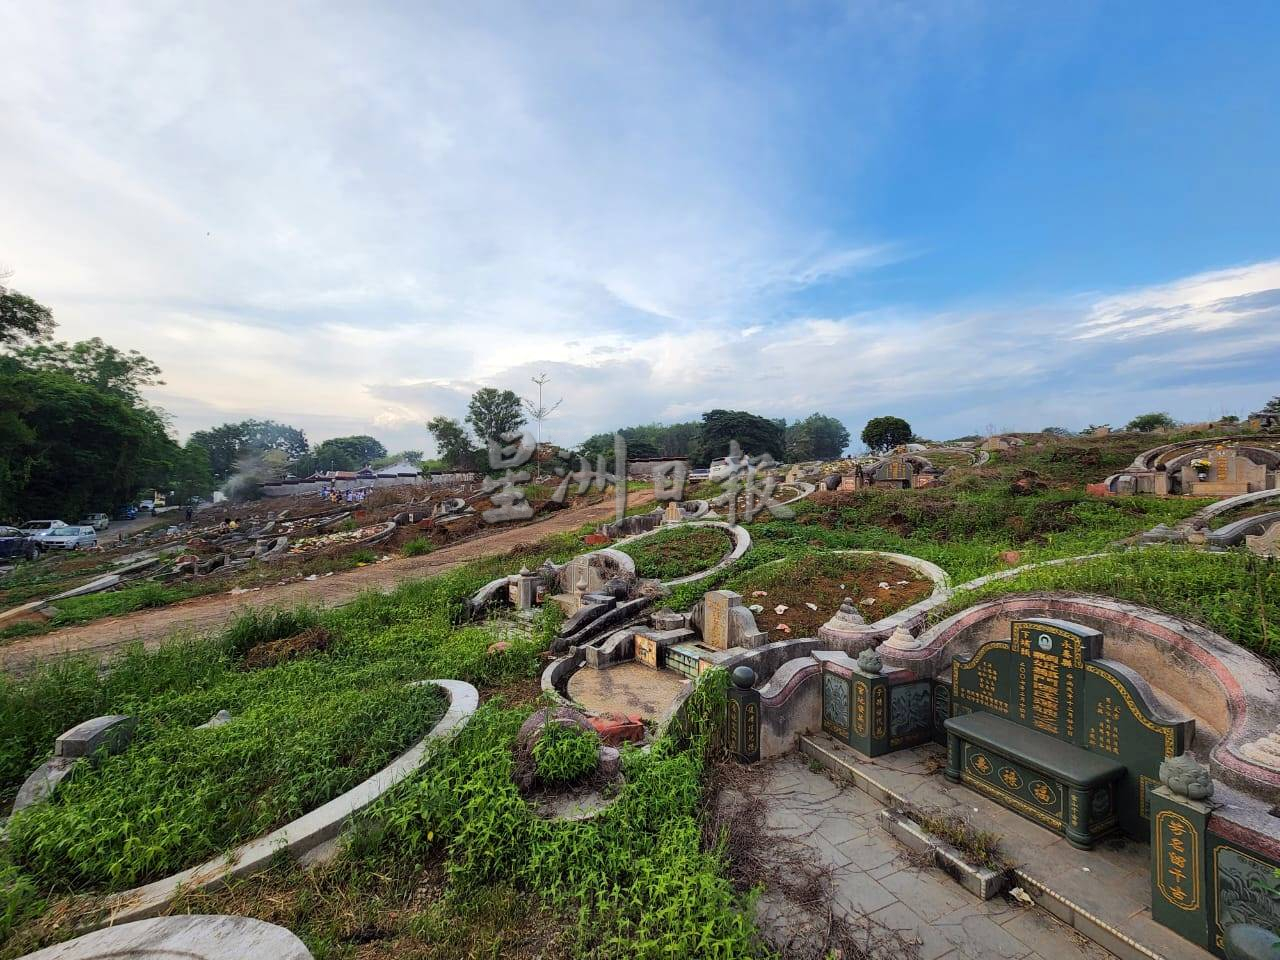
<box><xmin>0</xmin><ymin>491</ymin><xmax>653</xmax><ymax>675</ymax></box>
<box><xmin>728</xmin><ymin>554</ymin><xmax>934</xmax><ymax>638</ymax></box>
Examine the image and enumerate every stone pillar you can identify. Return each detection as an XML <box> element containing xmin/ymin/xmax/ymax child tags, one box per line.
<box><xmin>725</xmin><ymin>666</ymin><xmax>760</xmax><ymax>763</ymax></box>
<box><xmin>1148</xmin><ymin>757</ymin><xmax>1215</xmax><ymax>951</ymax></box>
<box><xmin>513</xmin><ymin>567</ymin><xmax>540</xmax><ymax>611</ymax></box>
<box><xmin>1066</xmin><ymin>786</ymin><xmax>1094</xmax><ymax>850</ymax></box>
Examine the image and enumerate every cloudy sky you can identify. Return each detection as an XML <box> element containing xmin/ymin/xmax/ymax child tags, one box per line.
<box><xmin>2</xmin><ymin>1</ymin><xmax>1278</xmax><ymax>456</ymax></box>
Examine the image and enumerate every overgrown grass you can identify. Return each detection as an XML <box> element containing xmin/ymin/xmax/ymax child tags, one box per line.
<box><xmin>533</xmin><ymin>723</ymin><xmax>600</xmax><ymax>786</ymax></box>
<box><xmin>933</xmin><ymin>549</ymin><xmax>1278</xmax><ymax>659</ymax></box>
<box><xmin>402</xmin><ymin>536</ymin><xmax>435</xmax><ymax>557</ymax></box>
<box><xmin>617</xmin><ymin>525</ymin><xmax>730</xmax><ymax>580</ymax></box>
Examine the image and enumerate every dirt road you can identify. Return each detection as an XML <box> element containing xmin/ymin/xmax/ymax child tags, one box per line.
<box><xmin>1</xmin><ymin>493</ymin><xmax>651</xmax><ymax>675</ymax></box>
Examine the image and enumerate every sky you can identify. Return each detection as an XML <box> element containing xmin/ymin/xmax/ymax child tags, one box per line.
<box><xmin>2</xmin><ymin>1</ymin><xmax>1278</xmax><ymax>457</ymax></box>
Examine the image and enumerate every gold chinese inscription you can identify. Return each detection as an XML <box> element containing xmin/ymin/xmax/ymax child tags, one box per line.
<box><xmin>1031</xmin><ymin>780</ymin><xmax>1056</xmax><ymax>806</ymax></box>
<box><xmin>966</xmin><ymin>661</ymin><xmax>1010</xmax><ymax>713</ymax></box>
<box><xmin>1031</xmin><ymin>650</ymin><xmax>1061</xmax><ymax>735</ymax></box>
<box><xmin>727</xmin><ymin>699</ymin><xmax>741</xmax><ymax>754</ymax></box>
<box><xmin>873</xmin><ymin>686</ymin><xmax>886</xmax><ymax>738</ymax></box>
<box><xmin>1087</xmin><ymin>697</ymin><xmax>1122</xmax><ymax>754</ymax></box>
<box><xmin>854</xmin><ymin>681</ymin><xmax>868</xmax><ymax>737</ymax></box>
<box><xmin>970</xmin><ymin>753</ymin><xmax>993</xmax><ymax>776</ymax></box>
<box><xmin>1155</xmin><ymin>810</ymin><xmax>1200</xmax><ymax>910</ymax></box>
<box><xmin>744</xmin><ymin>703</ymin><xmax>758</xmax><ymax>756</ymax></box>
<box><xmin>999</xmin><ymin>767</ymin><xmax>1023</xmax><ymax>790</ymax></box>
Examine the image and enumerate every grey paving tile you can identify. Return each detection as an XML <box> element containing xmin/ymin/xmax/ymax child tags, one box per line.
<box><xmin>932</xmin><ymin>910</ymin><xmax>1035</xmax><ymax>960</ymax></box>
<box><xmin>878</xmin><ymin>866</ymin><xmax>974</xmax><ymax>922</ymax></box>
<box><xmin>998</xmin><ymin>909</ymin><xmax>1115</xmax><ymax>960</ymax></box>
<box><xmin>833</xmin><ymin>872</ymin><xmax>899</xmax><ymax>914</ymax></box>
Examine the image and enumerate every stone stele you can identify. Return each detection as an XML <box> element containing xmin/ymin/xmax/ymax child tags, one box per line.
<box><xmin>17</xmin><ymin>915</ymin><xmax>314</xmax><ymax>960</ymax></box>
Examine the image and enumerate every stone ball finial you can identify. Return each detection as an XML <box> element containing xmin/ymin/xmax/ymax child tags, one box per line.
<box><xmin>836</xmin><ymin>598</ymin><xmax>866</xmax><ymax>626</ymax></box>
<box><xmin>731</xmin><ymin>665</ymin><xmax>756</xmax><ymax>689</ymax></box>
<box><xmin>1159</xmin><ymin>753</ymin><xmax>1214</xmax><ymax>801</ymax></box>
<box><xmin>856</xmin><ymin>648</ymin><xmax>883</xmax><ymax>675</ymax></box>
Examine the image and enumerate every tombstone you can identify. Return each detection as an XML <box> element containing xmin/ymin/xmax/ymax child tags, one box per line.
<box><xmin>820</xmin><ymin>651</ymin><xmax>933</xmax><ymax>757</ymax></box>
<box><xmin>946</xmin><ymin>619</ymin><xmax>1193</xmax><ymax>843</ymax></box>
<box><xmin>873</xmin><ymin>458</ymin><xmax>913</xmax><ymax>489</ymax></box>
<box><xmin>700</xmin><ymin>590</ymin><xmax>766</xmax><ymax>651</ymax></box>
<box><xmin>507</xmin><ymin>566</ymin><xmax>542</xmax><ymax>610</ymax></box>
<box><xmin>1245</xmin><ymin>522</ymin><xmax>1280</xmax><ymax>558</ymax></box>
<box><xmin>634</xmin><ymin>627</ymin><xmax>695</xmax><ymax>668</ymax></box>
<box><xmin>663</xmin><ymin>501</ymin><xmax>682</xmax><ymax>524</ymax></box>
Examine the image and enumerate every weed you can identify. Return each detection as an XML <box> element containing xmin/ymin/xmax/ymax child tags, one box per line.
<box><xmin>402</xmin><ymin>536</ymin><xmax>435</xmax><ymax>557</ymax></box>
<box><xmin>532</xmin><ymin>724</ymin><xmax>600</xmax><ymax>786</ymax></box>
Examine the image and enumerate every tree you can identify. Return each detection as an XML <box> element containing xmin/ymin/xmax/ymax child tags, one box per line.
<box><xmin>1041</xmin><ymin>426</ymin><xmax>1074</xmax><ymax>437</ymax></box>
<box><xmin>466</xmin><ymin>387</ymin><xmax>526</xmax><ymax>444</ymax></box>
<box><xmin>786</xmin><ymin>413</ymin><xmax>850</xmax><ymax>461</ymax></box>
<box><xmin>427</xmin><ymin>416</ymin><xmax>479</xmax><ymax>468</ymax></box>
<box><xmin>310</xmin><ymin>435</ymin><xmax>388</xmax><ymax>472</ymax></box>
<box><xmin>188</xmin><ymin>419</ymin><xmax>309</xmax><ymax>484</ymax></box>
<box><xmin>697</xmin><ymin>409</ymin><xmax>786</xmax><ymax>463</ymax></box>
<box><xmin>1124</xmin><ymin>412</ymin><xmax>1177</xmax><ymax>433</ymax></box>
<box><xmin>1262</xmin><ymin>396</ymin><xmax>1280</xmax><ymax>415</ymax></box>
<box><xmin>0</xmin><ymin>360</ymin><xmax>184</xmax><ymax>520</ymax></box>
<box><xmin>860</xmin><ymin>416</ymin><xmax>913</xmax><ymax>454</ymax></box>
<box><xmin>0</xmin><ymin>283</ymin><xmax>55</xmax><ymax>348</ymax></box>
<box><xmin>14</xmin><ymin>337</ymin><xmax>163</xmax><ymax>403</ymax></box>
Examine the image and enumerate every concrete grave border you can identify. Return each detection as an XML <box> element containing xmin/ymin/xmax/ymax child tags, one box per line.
<box><xmin>90</xmin><ymin>679</ymin><xmax>479</xmax><ymax>931</ymax></box>
<box><xmin>19</xmin><ymin>914</ymin><xmax>315</xmax><ymax>960</ymax></box>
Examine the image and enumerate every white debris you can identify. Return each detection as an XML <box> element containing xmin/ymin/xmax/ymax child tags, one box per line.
<box><xmin>304</xmin><ymin>574</ymin><xmax>319</xmax><ymax>581</ymax></box>
<box><xmin>896</xmin><ymin>580</ymin><xmax>909</xmax><ymax>585</ymax></box>
<box><xmin>804</xmin><ymin>602</ymin><xmax>818</xmax><ymax>611</ymax></box>
<box><xmin>860</xmin><ymin>598</ymin><xmax>876</xmax><ymax>606</ymax></box>
<box><xmin>878</xmin><ymin>581</ymin><xmax>890</xmax><ymax>590</ymax></box>
<box><xmin>774</xmin><ymin>604</ymin><xmax>789</xmax><ymax>614</ymax></box>
<box><xmin>751</xmin><ymin>590</ymin><xmax>768</xmax><ymax>597</ymax></box>
<box><xmin>1009</xmin><ymin>886</ymin><xmax>1035</xmax><ymax>907</ymax></box>
<box><xmin>749</xmin><ymin>604</ymin><xmax>764</xmax><ymax>614</ymax></box>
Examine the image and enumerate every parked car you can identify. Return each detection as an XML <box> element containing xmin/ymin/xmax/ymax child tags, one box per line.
<box><xmin>0</xmin><ymin>526</ymin><xmax>43</xmax><ymax>561</ymax></box>
<box><xmin>138</xmin><ymin>500</ymin><xmax>155</xmax><ymax>513</ymax></box>
<box><xmin>81</xmin><ymin>512</ymin><xmax>110</xmax><ymax>531</ymax></box>
<box><xmin>19</xmin><ymin>520</ymin><xmax>69</xmax><ymax>538</ymax></box>
<box><xmin>114</xmin><ymin>505</ymin><xmax>138</xmax><ymax>521</ymax></box>
<box><xmin>41</xmin><ymin>525</ymin><xmax>99</xmax><ymax>550</ymax></box>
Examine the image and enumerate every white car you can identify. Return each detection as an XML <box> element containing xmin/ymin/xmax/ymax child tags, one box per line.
<box><xmin>41</xmin><ymin>525</ymin><xmax>99</xmax><ymax>550</ymax></box>
<box><xmin>19</xmin><ymin>520</ymin><xmax>69</xmax><ymax>538</ymax></box>
<box><xmin>81</xmin><ymin>512</ymin><xmax>111</xmax><ymax>531</ymax></box>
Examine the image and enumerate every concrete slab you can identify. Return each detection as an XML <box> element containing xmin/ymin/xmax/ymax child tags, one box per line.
<box><xmin>566</xmin><ymin>661</ymin><xmax>688</xmax><ymax>719</ymax></box>
<box><xmin>18</xmin><ymin>915</ymin><xmax>312</xmax><ymax>959</ymax></box>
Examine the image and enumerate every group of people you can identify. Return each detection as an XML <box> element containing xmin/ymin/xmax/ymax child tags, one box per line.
<box><xmin>321</xmin><ymin>486</ymin><xmax>371</xmax><ymax>504</ymax></box>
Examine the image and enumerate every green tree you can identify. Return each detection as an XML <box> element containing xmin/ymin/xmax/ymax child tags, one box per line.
<box><xmin>0</xmin><ymin>362</ymin><xmax>182</xmax><ymax>520</ymax></box>
<box><xmin>466</xmin><ymin>387</ymin><xmax>526</xmax><ymax>444</ymax></box>
<box><xmin>427</xmin><ymin>416</ymin><xmax>479</xmax><ymax>468</ymax></box>
<box><xmin>1041</xmin><ymin>426</ymin><xmax>1074</xmax><ymax>437</ymax></box>
<box><xmin>0</xmin><ymin>285</ymin><xmax>55</xmax><ymax>348</ymax></box>
<box><xmin>188</xmin><ymin>419</ymin><xmax>309</xmax><ymax>484</ymax></box>
<box><xmin>13</xmin><ymin>337</ymin><xmax>163</xmax><ymax>403</ymax></box>
<box><xmin>1124</xmin><ymin>412</ymin><xmax>1177</xmax><ymax>433</ymax></box>
<box><xmin>786</xmin><ymin>413</ymin><xmax>850</xmax><ymax>461</ymax></box>
<box><xmin>310</xmin><ymin>435</ymin><xmax>388</xmax><ymax>472</ymax></box>
<box><xmin>699</xmin><ymin>409</ymin><xmax>786</xmax><ymax>462</ymax></box>
<box><xmin>860</xmin><ymin>415</ymin><xmax>913</xmax><ymax>454</ymax></box>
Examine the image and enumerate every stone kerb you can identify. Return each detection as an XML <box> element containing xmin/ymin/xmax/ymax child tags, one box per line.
<box><xmin>882</xmin><ymin>592</ymin><xmax>1280</xmax><ymax>797</ymax></box>
<box><xmin>18</xmin><ymin>915</ymin><xmax>315</xmax><ymax>960</ymax></box>
<box><xmin>92</xmin><ymin>679</ymin><xmax>479</xmax><ymax>932</ymax></box>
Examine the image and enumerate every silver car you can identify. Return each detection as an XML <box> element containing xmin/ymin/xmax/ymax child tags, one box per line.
<box><xmin>41</xmin><ymin>525</ymin><xmax>99</xmax><ymax>550</ymax></box>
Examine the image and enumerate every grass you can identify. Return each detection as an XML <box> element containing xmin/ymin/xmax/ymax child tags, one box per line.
<box><xmin>933</xmin><ymin>548</ymin><xmax>1278</xmax><ymax>659</ymax></box>
<box><xmin>533</xmin><ymin>723</ymin><xmax>601</xmax><ymax>786</ymax></box>
<box><xmin>402</xmin><ymin>536</ymin><xmax>435</xmax><ymax>557</ymax></box>
<box><xmin>617</xmin><ymin>525</ymin><xmax>730</xmax><ymax>580</ymax></box>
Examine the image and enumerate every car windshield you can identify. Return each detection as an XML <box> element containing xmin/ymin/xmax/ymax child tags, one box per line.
<box><xmin>25</xmin><ymin>521</ymin><xmax>56</xmax><ymax>530</ymax></box>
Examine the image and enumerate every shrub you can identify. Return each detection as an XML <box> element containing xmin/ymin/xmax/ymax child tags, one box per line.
<box><xmin>533</xmin><ymin>723</ymin><xmax>600</xmax><ymax>786</ymax></box>
<box><xmin>402</xmin><ymin>536</ymin><xmax>434</xmax><ymax>558</ymax></box>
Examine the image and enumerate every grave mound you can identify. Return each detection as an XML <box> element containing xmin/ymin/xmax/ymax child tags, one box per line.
<box><xmin>617</xmin><ymin>525</ymin><xmax>733</xmax><ymax>581</ymax></box>
<box><xmin>727</xmin><ymin>553</ymin><xmax>933</xmax><ymax>638</ymax></box>
<box><xmin>241</xmin><ymin>625</ymin><xmax>333</xmax><ymax>669</ymax></box>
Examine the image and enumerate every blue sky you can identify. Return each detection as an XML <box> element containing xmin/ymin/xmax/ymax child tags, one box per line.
<box><xmin>1</xmin><ymin>1</ymin><xmax>1277</xmax><ymax>454</ymax></box>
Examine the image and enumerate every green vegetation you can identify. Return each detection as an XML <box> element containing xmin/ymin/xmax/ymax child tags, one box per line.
<box><xmin>934</xmin><ymin>549</ymin><xmax>1278</xmax><ymax>659</ymax></box>
<box><xmin>533</xmin><ymin>723</ymin><xmax>601</xmax><ymax>786</ymax></box>
<box><xmin>402</xmin><ymin>536</ymin><xmax>435</xmax><ymax>557</ymax></box>
<box><xmin>861</xmin><ymin>415</ymin><xmax>913</xmax><ymax>454</ymax></box>
<box><xmin>618</xmin><ymin>525</ymin><xmax>730</xmax><ymax>580</ymax></box>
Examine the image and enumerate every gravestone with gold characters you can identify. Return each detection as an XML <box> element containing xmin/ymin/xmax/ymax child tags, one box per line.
<box><xmin>948</xmin><ymin>618</ymin><xmax>1193</xmax><ymax>839</ymax></box>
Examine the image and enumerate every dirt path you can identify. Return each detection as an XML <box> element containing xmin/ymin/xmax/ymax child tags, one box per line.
<box><xmin>1</xmin><ymin>493</ymin><xmax>651</xmax><ymax>675</ymax></box>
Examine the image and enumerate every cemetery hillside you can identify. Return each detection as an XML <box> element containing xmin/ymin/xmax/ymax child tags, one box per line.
<box><xmin>4</xmin><ymin>7</ymin><xmax>1280</xmax><ymax>959</ymax></box>
<box><xmin>1</xmin><ymin>365</ymin><xmax>1278</xmax><ymax>960</ymax></box>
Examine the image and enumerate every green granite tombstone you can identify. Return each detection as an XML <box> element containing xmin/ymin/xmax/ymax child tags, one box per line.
<box><xmin>950</xmin><ymin>618</ymin><xmax>1192</xmax><ymax>837</ymax></box>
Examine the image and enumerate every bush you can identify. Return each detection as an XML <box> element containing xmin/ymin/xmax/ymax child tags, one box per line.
<box><xmin>533</xmin><ymin>723</ymin><xmax>600</xmax><ymax>786</ymax></box>
<box><xmin>402</xmin><ymin>536</ymin><xmax>434</xmax><ymax>558</ymax></box>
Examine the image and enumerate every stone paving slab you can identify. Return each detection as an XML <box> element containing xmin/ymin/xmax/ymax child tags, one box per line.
<box><xmin>799</xmin><ymin>735</ymin><xmax>1216</xmax><ymax>960</ymax></box>
<box><xmin>749</xmin><ymin>755</ymin><xmax>1117</xmax><ymax>960</ymax></box>
<box><xmin>566</xmin><ymin>661</ymin><xmax>688</xmax><ymax>718</ymax></box>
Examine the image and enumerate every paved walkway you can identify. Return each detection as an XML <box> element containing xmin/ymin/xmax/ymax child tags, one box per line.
<box><xmin>799</xmin><ymin>735</ymin><xmax>1215</xmax><ymax>960</ymax></box>
<box><xmin>741</xmin><ymin>755</ymin><xmax>1116</xmax><ymax>960</ymax></box>
<box><xmin>1</xmin><ymin>492</ymin><xmax>652</xmax><ymax>674</ymax></box>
